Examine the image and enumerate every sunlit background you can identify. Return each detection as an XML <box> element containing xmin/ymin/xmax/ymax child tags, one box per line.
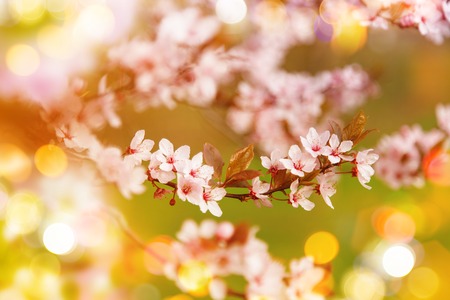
<box><xmin>1</xmin><ymin>0</ymin><xmax>450</xmax><ymax>299</ymax></box>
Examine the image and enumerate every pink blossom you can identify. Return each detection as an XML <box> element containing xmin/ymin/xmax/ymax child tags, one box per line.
<box><xmin>287</xmin><ymin>257</ymin><xmax>326</xmax><ymax>300</ymax></box>
<box><xmin>176</xmin><ymin>174</ymin><xmax>203</xmax><ymax>205</ymax></box>
<box><xmin>95</xmin><ymin>147</ymin><xmax>147</xmax><ymax>199</ymax></box>
<box><xmin>280</xmin><ymin>145</ymin><xmax>316</xmax><ymax>177</ymax></box>
<box><xmin>157</xmin><ymin>8</ymin><xmax>220</xmax><ymax>47</ymax></box>
<box><xmin>209</xmin><ymin>278</ymin><xmax>227</xmax><ymax>300</ymax></box>
<box><xmin>174</xmin><ymin>152</ymin><xmax>214</xmax><ymax>185</ymax></box>
<box><xmin>125</xmin><ymin>130</ymin><xmax>155</xmax><ymax>165</ymax></box>
<box><xmin>436</xmin><ymin>103</ymin><xmax>450</xmax><ymax>136</ymax></box>
<box><xmin>55</xmin><ymin>121</ymin><xmax>99</xmax><ymax>153</ymax></box>
<box><xmin>200</xmin><ymin>188</ymin><xmax>226</xmax><ymax>217</ymax></box>
<box><xmin>289</xmin><ymin>180</ymin><xmax>315</xmax><ymax>211</ymax></box>
<box><xmin>354</xmin><ymin>149</ymin><xmax>379</xmax><ymax>190</ymax></box>
<box><xmin>261</xmin><ymin>149</ymin><xmax>285</xmax><ymax>175</ymax></box>
<box><xmin>156</xmin><ymin>139</ymin><xmax>190</xmax><ymax>172</ymax></box>
<box><xmin>316</xmin><ymin>172</ymin><xmax>337</xmax><ymax>209</ymax></box>
<box><xmin>148</xmin><ymin>153</ymin><xmax>176</xmax><ymax>184</ymax></box>
<box><xmin>327</xmin><ymin>134</ymin><xmax>353</xmax><ymax>164</ymax></box>
<box><xmin>249</xmin><ymin>178</ymin><xmax>272</xmax><ymax>208</ymax></box>
<box><xmin>245</xmin><ymin>255</ymin><xmax>286</xmax><ymax>299</ymax></box>
<box><xmin>301</xmin><ymin>128</ymin><xmax>332</xmax><ymax>158</ymax></box>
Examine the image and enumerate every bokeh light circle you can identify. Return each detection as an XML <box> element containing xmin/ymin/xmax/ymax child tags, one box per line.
<box><xmin>73</xmin><ymin>4</ymin><xmax>115</xmax><ymax>43</ymax></box>
<box><xmin>407</xmin><ymin>267</ymin><xmax>440</xmax><ymax>298</ymax></box>
<box><xmin>0</xmin><ymin>143</ymin><xmax>32</xmax><ymax>182</ymax></box>
<box><xmin>304</xmin><ymin>231</ymin><xmax>339</xmax><ymax>264</ymax></box>
<box><xmin>342</xmin><ymin>269</ymin><xmax>385</xmax><ymax>300</ymax></box>
<box><xmin>382</xmin><ymin>244</ymin><xmax>415</xmax><ymax>277</ymax></box>
<box><xmin>34</xmin><ymin>144</ymin><xmax>68</xmax><ymax>177</ymax></box>
<box><xmin>43</xmin><ymin>223</ymin><xmax>76</xmax><ymax>255</ymax></box>
<box><xmin>177</xmin><ymin>261</ymin><xmax>211</xmax><ymax>297</ymax></box>
<box><xmin>215</xmin><ymin>0</ymin><xmax>247</xmax><ymax>24</ymax></box>
<box><xmin>6</xmin><ymin>44</ymin><xmax>40</xmax><ymax>76</ymax></box>
<box><xmin>6</xmin><ymin>192</ymin><xmax>42</xmax><ymax>235</ymax></box>
<box><xmin>144</xmin><ymin>236</ymin><xmax>177</xmax><ymax>275</ymax></box>
<box><xmin>30</xmin><ymin>253</ymin><xmax>61</xmax><ymax>276</ymax></box>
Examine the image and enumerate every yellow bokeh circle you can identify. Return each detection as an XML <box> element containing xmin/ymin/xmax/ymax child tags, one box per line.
<box><xmin>34</xmin><ymin>145</ymin><xmax>68</xmax><ymax>177</ymax></box>
<box><xmin>407</xmin><ymin>267</ymin><xmax>440</xmax><ymax>298</ymax></box>
<box><xmin>177</xmin><ymin>261</ymin><xmax>211</xmax><ymax>297</ymax></box>
<box><xmin>0</xmin><ymin>143</ymin><xmax>32</xmax><ymax>183</ymax></box>
<box><xmin>304</xmin><ymin>231</ymin><xmax>339</xmax><ymax>264</ymax></box>
<box><xmin>6</xmin><ymin>44</ymin><xmax>40</xmax><ymax>76</ymax></box>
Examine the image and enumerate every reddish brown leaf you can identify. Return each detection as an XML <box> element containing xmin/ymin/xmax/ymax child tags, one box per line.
<box><xmin>227</xmin><ymin>170</ymin><xmax>261</xmax><ymax>182</ymax></box>
<box><xmin>203</xmin><ymin>143</ymin><xmax>224</xmax><ymax>180</ymax></box>
<box><xmin>272</xmin><ymin>169</ymin><xmax>295</xmax><ymax>190</ymax></box>
<box><xmin>229</xmin><ymin>223</ymin><xmax>250</xmax><ymax>245</ymax></box>
<box><xmin>225</xmin><ymin>144</ymin><xmax>254</xmax><ymax>181</ymax></box>
<box><xmin>329</xmin><ymin>120</ymin><xmax>343</xmax><ymax>140</ymax></box>
<box><xmin>301</xmin><ymin>169</ymin><xmax>321</xmax><ymax>183</ymax></box>
<box><xmin>223</xmin><ymin>180</ymin><xmax>251</xmax><ymax>188</ymax></box>
<box><xmin>342</xmin><ymin>111</ymin><xmax>377</xmax><ymax>146</ymax></box>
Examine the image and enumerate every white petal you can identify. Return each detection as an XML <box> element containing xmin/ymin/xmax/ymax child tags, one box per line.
<box><xmin>299</xmin><ymin>199</ymin><xmax>315</xmax><ymax>211</ymax></box>
<box><xmin>131</xmin><ymin>130</ymin><xmax>145</xmax><ymax>149</ymax></box>
<box><xmin>329</xmin><ymin>134</ymin><xmax>339</xmax><ymax>149</ymax></box>
<box><xmin>159</xmin><ymin>138</ymin><xmax>173</xmax><ymax>156</ymax></box>
<box><xmin>208</xmin><ymin>201</ymin><xmax>223</xmax><ymax>217</ymax></box>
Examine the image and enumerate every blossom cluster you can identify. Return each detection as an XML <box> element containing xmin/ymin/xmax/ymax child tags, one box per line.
<box><xmin>155</xmin><ymin>219</ymin><xmax>332</xmax><ymax>300</ymax></box>
<box><xmin>102</xmin><ymin>0</ymin><xmax>378</xmax><ymax>152</ymax></box>
<box><xmin>110</xmin><ymin>112</ymin><xmax>378</xmax><ymax>217</ymax></box>
<box><xmin>376</xmin><ymin>104</ymin><xmax>450</xmax><ymax>188</ymax></box>
<box><xmin>314</xmin><ymin>0</ymin><xmax>450</xmax><ymax>44</ymax></box>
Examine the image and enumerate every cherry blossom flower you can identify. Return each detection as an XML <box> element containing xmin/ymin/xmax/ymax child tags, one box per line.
<box><xmin>287</xmin><ymin>257</ymin><xmax>327</xmax><ymax>300</ymax></box>
<box><xmin>174</xmin><ymin>152</ymin><xmax>214</xmax><ymax>185</ymax></box>
<box><xmin>176</xmin><ymin>174</ymin><xmax>204</xmax><ymax>205</ymax></box>
<box><xmin>301</xmin><ymin>128</ymin><xmax>332</xmax><ymax>158</ymax></box>
<box><xmin>353</xmin><ymin>149</ymin><xmax>379</xmax><ymax>190</ymax></box>
<box><xmin>95</xmin><ymin>147</ymin><xmax>147</xmax><ymax>199</ymax></box>
<box><xmin>261</xmin><ymin>149</ymin><xmax>285</xmax><ymax>175</ymax></box>
<box><xmin>327</xmin><ymin>134</ymin><xmax>353</xmax><ymax>164</ymax></box>
<box><xmin>124</xmin><ymin>130</ymin><xmax>155</xmax><ymax>165</ymax></box>
<box><xmin>249</xmin><ymin>178</ymin><xmax>272</xmax><ymax>208</ymax></box>
<box><xmin>280</xmin><ymin>145</ymin><xmax>317</xmax><ymax>177</ymax></box>
<box><xmin>156</xmin><ymin>139</ymin><xmax>190</xmax><ymax>172</ymax></box>
<box><xmin>289</xmin><ymin>179</ymin><xmax>315</xmax><ymax>210</ymax></box>
<box><xmin>316</xmin><ymin>172</ymin><xmax>337</xmax><ymax>209</ymax></box>
<box><xmin>436</xmin><ymin>103</ymin><xmax>450</xmax><ymax>136</ymax></box>
<box><xmin>55</xmin><ymin>121</ymin><xmax>99</xmax><ymax>153</ymax></box>
<box><xmin>147</xmin><ymin>153</ymin><xmax>176</xmax><ymax>183</ymax></box>
<box><xmin>200</xmin><ymin>188</ymin><xmax>226</xmax><ymax>217</ymax></box>
<box><xmin>209</xmin><ymin>278</ymin><xmax>227</xmax><ymax>300</ymax></box>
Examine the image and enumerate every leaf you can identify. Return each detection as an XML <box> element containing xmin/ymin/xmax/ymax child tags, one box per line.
<box><xmin>342</xmin><ymin>111</ymin><xmax>376</xmax><ymax>145</ymax></box>
<box><xmin>223</xmin><ymin>180</ymin><xmax>251</xmax><ymax>188</ymax></box>
<box><xmin>272</xmin><ymin>169</ymin><xmax>294</xmax><ymax>190</ymax></box>
<box><xmin>301</xmin><ymin>169</ymin><xmax>321</xmax><ymax>183</ymax></box>
<box><xmin>342</xmin><ymin>111</ymin><xmax>367</xmax><ymax>141</ymax></box>
<box><xmin>329</xmin><ymin>120</ymin><xmax>343</xmax><ymax>140</ymax></box>
<box><xmin>229</xmin><ymin>223</ymin><xmax>250</xmax><ymax>245</ymax></box>
<box><xmin>203</xmin><ymin>143</ymin><xmax>224</xmax><ymax>180</ymax></box>
<box><xmin>227</xmin><ymin>170</ymin><xmax>261</xmax><ymax>182</ymax></box>
<box><xmin>225</xmin><ymin>144</ymin><xmax>254</xmax><ymax>181</ymax></box>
